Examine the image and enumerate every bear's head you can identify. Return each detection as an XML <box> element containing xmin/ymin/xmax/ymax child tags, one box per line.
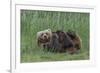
<box><xmin>37</xmin><ymin>29</ymin><xmax>52</xmax><ymax>43</ymax></box>
<box><xmin>56</xmin><ymin>30</ymin><xmax>66</xmax><ymax>43</ymax></box>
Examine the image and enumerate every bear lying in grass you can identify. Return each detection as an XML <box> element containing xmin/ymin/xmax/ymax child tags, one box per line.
<box><xmin>37</xmin><ymin>29</ymin><xmax>82</xmax><ymax>54</ymax></box>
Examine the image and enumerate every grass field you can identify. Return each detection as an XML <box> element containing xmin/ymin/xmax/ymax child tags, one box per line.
<box><xmin>20</xmin><ymin>10</ymin><xmax>90</xmax><ymax>63</ymax></box>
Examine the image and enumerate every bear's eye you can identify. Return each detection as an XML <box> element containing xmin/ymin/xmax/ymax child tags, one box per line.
<box><xmin>46</xmin><ymin>33</ymin><xmax>48</xmax><ymax>35</ymax></box>
<box><xmin>41</xmin><ymin>33</ymin><xmax>43</xmax><ymax>36</ymax></box>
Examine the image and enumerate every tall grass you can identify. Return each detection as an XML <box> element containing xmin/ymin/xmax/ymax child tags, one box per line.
<box><xmin>20</xmin><ymin>10</ymin><xmax>89</xmax><ymax>63</ymax></box>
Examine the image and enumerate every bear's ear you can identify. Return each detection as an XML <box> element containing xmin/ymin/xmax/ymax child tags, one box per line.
<box><xmin>47</xmin><ymin>29</ymin><xmax>51</xmax><ymax>32</ymax></box>
<box><xmin>37</xmin><ymin>32</ymin><xmax>42</xmax><ymax>38</ymax></box>
<box><xmin>56</xmin><ymin>30</ymin><xmax>64</xmax><ymax>35</ymax></box>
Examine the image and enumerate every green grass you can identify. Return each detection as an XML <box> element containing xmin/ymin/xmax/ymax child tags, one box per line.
<box><xmin>20</xmin><ymin>10</ymin><xmax>90</xmax><ymax>63</ymax></box>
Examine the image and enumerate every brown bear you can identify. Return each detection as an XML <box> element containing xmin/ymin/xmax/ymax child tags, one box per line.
<box><xmin>37</xmin><ymin>29</ymin><xmax>81</xmax><ymax>54</ymax></box>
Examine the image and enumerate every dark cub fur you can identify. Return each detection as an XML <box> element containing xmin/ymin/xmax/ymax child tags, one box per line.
<box><xmin>67</xmin><ymin>30</ymin><xmax>82</xmax><ymax>50</ymax></box>
<box><xmin>56</xmin><ymin>30</ymin><xmax>77</xmax><ymax>54</ymax></box>
<box><xmin>46</xmin><ymin>32</ymin><xmax>61</xmax><ymax>52</ymax></box>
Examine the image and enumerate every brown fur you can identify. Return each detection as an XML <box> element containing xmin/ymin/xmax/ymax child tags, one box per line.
<box><xmin>37</xmin><ymin>29</ymin><xmax>82</xmax><ymax>54</ymax></box>
<box><xmin>67</xmin><ymin>30</ymin><xmax>82</xmax><ymax>50</ymax></box>
<box><xmin>56</xmin><ymin>30</ymin><xmax>77</xmax><ymax>53</ymax></box>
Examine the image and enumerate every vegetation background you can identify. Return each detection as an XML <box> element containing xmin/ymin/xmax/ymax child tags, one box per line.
<box><xmin>20</xmin><ymin>10</ymin><xmax>89</xmax><ymax>63</ymax></box>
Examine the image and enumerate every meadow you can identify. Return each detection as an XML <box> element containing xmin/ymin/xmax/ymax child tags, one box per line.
<box><xmin>20</xmin><ymin>10</ymin><xmax>90</xmax><ymax>63</ymax></box>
